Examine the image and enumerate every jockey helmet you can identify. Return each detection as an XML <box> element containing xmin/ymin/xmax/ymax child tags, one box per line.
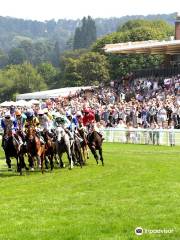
<box><xmin>25</xmin><ymin>110</ymin><xmax>34</xmax><ymax>119</ymax></box>
<box><xmin>66</xmin><ymin>111</ymin><xmax>71</xmax><ymax>117</ymax></box>
<box><xmin>76</xmin><ymin>111</ymin><xmax>82</xmax><ymax>117</ymax></box>
<box><xmin>56</xmin><ymin>117</ymin><xmax>65</xmax><ymax>124</ymax></box>
<box><xmin>5</xmin><ymin>111</ymin><xmax>11</xmax><ymax>118</ymax></box>
<box><xmin>54</xmin><ymin>112</ymin><xmax>61</xmax><ymax>118</ymax></box>
<box><xmin>43</xmin><ymin>108</ymin><xmax>48</xmax><ymax>114</ymax></box>
<box><xmin>15</xmin><ymin>110</ymin><xmax>21</xmax><ymax>116</ymax></box>
<box><xmin>38</xmin><ymin>110</ymin><xmax>44</xmax><ymax>115</ymax></box>
<box><xmin>10</xmin><ymin>105</ymin><xmax>15</xmax><ymax>113</ymax></box>
<box><xmin>55</xmin><ymin>113</ymin><xmax>65</xmax><ymax>124</ymax></box>
<box><xmin>84</xmin><ymin>108</ymin><xmax>89</xmax><ymax>113</ymax></box>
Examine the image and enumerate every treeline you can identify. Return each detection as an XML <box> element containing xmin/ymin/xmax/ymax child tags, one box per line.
<box><xmin>0</xmin><ymin>16</ymin><xmax>175</xmax><ymax>101</ymax></box>
<box><xmin>0</xmin><ymin>13</ymin><xmax>176</xmax><ymax>52</ymax></box>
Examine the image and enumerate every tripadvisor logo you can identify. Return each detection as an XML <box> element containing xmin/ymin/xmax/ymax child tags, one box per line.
<box><xmin>135</xmin><ymin>227</ymin><xmax>143</xmax><ymax>235</ymax></box>
<box><xmin>135</xmin><ymin>227</ymin><xmax>174</xmax><ymax>235</ymax></box>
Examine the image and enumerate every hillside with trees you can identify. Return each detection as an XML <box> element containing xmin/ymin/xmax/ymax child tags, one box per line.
<box><xmin>0</xmin><ymin>13</ymin><xmax>177</xmax><ymax>53</ymax></box>
<box><xmin>0</xmin><ymin>15</ymin><xmax>177</xmax><ymax>101</ymax></box>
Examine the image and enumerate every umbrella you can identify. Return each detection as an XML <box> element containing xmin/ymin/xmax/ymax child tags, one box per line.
<box><xmin>0</xmin><ymin>101</ymin><xmax>16</xmax><ymax>107</ymax></box>
<box><xmin>28</xmin><ymin>99</ymin><xmax>40</xmax><ymax>105</ymax></box>
<box><xmin>16</xmin><ymin>100</ymin><xmax>31</xmax><ymax>107</ymax></box>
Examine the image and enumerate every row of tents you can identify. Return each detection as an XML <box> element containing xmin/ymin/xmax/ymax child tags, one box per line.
<box><xmin>0</xmin><ymin>99</ymin><xmax>40</xmax><ymax>107</ymax></box>
<box><xmin>0</xmin><ymin>86</ymin><xmax>96</xmax><ymax>107</ymax></box>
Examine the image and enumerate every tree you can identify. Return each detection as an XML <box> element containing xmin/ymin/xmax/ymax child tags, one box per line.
<box><xmin>61</xmin><ymin>57</ymin><xmax>82</xmax><ymax>87</ymax></box>
<box><xmin>0</xmin><ymin>49</ymin><xmax>8</xmax><ymax>68</ymax></box>
<box><xmin>60</xmin><ymin>51</ymin><xmax>109</xmax><ymax>87</ymax></box>
<box><xmin>73</xmin><ymin>16</ymin><xmax>97</xmax><ymax>50</ymax></box>
<box><xmin>8</xmin><ymin>47</ymin><xmax>27</xmax><ymax>65</ymax></box>
<box><xmin>0</xmin><ymin>63</ymin><xmax>47</xmax><ymax>101</ymax></box>
<box><xmin>73</xmin><ymin>27</ymin><xmax>83</xmax><ymax>50</ymax></box>
<box><xmin>77</xmin><ymin>52</ymin><xmax>110</xmax><ymax>86</ymax></box>
<box><xmin>36</xmin><ymin>62</ymin><xmax>58</xmax><ymax>89</ymax></box>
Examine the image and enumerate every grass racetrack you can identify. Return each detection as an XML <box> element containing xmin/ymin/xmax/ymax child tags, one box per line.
<box><xmin>0</xmin><ymin>143</ymin><xmax>180</xmax><ymax>240</ymax></box>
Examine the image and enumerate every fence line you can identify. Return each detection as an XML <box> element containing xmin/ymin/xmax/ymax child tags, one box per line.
<box><xmin>101</xmin><ymin>128</ymin><xmax>180</xmax><ymax>146</ymax></box>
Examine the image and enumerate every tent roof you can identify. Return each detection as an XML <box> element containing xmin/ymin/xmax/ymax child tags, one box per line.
<box><xmin>104</xmin><ymin>39</ymin><xmax>180</xmax><ymax>55</ymax></box>
<box><xmin>16</xmin><ymin>86</ymin><xmax>96</xmax><ymax>100</ymax></box>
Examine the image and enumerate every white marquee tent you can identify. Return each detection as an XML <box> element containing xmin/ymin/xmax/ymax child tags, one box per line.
<box><xmin>16</xmin><ymin>86</ymin><xmax>95</xmax><ymax>100</ymax></box>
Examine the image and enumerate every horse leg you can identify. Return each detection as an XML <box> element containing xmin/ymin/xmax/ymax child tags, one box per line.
<box><xmin>5</xmin><ymin>154</ymin><xmax>12</xmax><ymax>170</ymax></box>
<box><xmin>82</xmin><ymin>146</ymin><xmax>86</xmax><ymax>163</ymax></box>
<box><xmin>71</xmin><ymin>144</ymin><xmax>77</xmax><ymax>165</ymax></box>
<box><xmin>77</xmin><ymin>145</ymin><xmax>83</xmax><ymax>168</ymax></box>
<box><xmin>28</xmin><ymin>155</ymin><xmax>34</xmax><ymax>170</ymax></box>
<box><xmin>37</xmin><ymin>155</ymin><xmax>41</xmax><ymax>169</ymax></box>
<box><xmin>22</xmin><ymin>156</ymin><xmax>29</xmax><ymax>170</ymax></box>
<box><xmin>17</xmin><ymin>156</ymin><xmax>23</xmax><ymax>175</ymax></box>
<box><xmin>49</xmin><ymin>153</ymin><xmax>54</xmax><ymax>171</ymax></box>
<box><xmin>66</xmin><ymin>146</ymin><xmax>73</xmax><ymax>169</ymax></box>
<box><xmin>45</xmin><ymin>156</ymin><xmax>49</xmax><ymax>169</ymax></box>
<box><xmin>99</xmin><ymin>147</ymin><xmax>104</xmax><ymax>166</ymax></box>
<box><xmin>90</xmin><ymin>146</ymin><xmax>99</xmax><ymax>165</ymax></box>
<box><xmin>41</xmin><ymin>154</ymin><xmax>44</xmax><ymax>174</ymax></box>
<box><xmin>37</xmin><ymin>154</ymin><xmax>44</xmax><ymax>174</ymax></box>
<box><xmin>54</xmin><ymin>154</ymin><xmax>59</xmax><ymax>165</ymax></box>
<box><xmin>86</xmin><ymin>145</ymin><xmax>89</xmax><ymax>159</ymax></box>
<box><xmin>57</xmin><ymin>152</ymin><xmax>64</xmax><ymax>168</ymax></box>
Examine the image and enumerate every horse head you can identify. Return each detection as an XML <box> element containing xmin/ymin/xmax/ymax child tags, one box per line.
<box><xmin>26</xmin><ymin>126</ymin><xmax>36</xmax><ymax>141</ymax></box>
<box><xmin>56</xmin><ymin>126</ymin><xmax>65</xmax><ymax>142</ymax></box>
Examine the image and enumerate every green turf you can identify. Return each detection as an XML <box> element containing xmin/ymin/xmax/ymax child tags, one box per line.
<box><xmin>0</xmin><ymin>143</ymin><xmax>180</xmax><ymax>240</ymax></box>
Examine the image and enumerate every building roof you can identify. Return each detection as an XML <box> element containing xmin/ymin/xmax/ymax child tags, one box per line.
<box><xmin>104</xmin><ymin>39</ymin><xmax>180</xmax><ymax>55</ymax></box>
<box><xmin>16</xmin><ymin>86</ymin><xmax>96</xmax><ymax>100</ymax></box>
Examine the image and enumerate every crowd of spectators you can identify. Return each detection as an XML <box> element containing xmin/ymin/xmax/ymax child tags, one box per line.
<box><xmin>0</xmin><ymin>74</ymin><xmax>180</xmax><ymax>134</ymax></box>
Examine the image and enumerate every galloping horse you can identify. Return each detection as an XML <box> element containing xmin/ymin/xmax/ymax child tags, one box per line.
<box><xmin>73</xmin><ymin>133</ymin><xmax>84</xmax><ymax>167</ymax></box>
<box><xmin>2</xmin><ymin>130</ymin><xmax>26</xmax><ymax>175</ymax></box>
<box><xmin>44</xmin><ymin>131</ymin><xmax>56</xmax><ymax>171</ymax></box>
<box><xmin>26</xmin><ymin>126</ymin><xmax>45</xmax><ymax>173</ymax></box>
<box><xmin>55</xmin><ymin>126</ymin><xmax>73</xmax><ymax>169</ymax></box>
<box><xmin>87</xmin><ymin>130</ymin><xmax>104</xmax><ymax>166</ymax></box>
<box><xmin>78</xmin><ymin>127</ymin><xmax>89</xmax><ymax>163</ymax></box>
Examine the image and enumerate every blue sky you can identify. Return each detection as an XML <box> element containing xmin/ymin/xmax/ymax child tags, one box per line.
<box><xmin>0</xmin><ymin>0</ymin><xmax>179</xmax><ymax>21</ymax></box>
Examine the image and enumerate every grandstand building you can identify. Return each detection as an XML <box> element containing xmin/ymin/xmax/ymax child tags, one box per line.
<box><xmin>104</xmin><ymin>14</ymin><xmax>180</xmax><ymax>78</ymax></box>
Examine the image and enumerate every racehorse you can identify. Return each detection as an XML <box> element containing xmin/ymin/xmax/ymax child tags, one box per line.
<box><xmin>87</xmin><ymin>130</ymin><xmax>104</xmax><ymax>166</ymax></box>
<box><xmin>73</xmin><ymin>133</ymin><xmax>84</xmax><ymax>168</ymax></box>
<box><xmin>55</xmin><ymin>126</ymin><xmax>73</xmax><ymax>169</ymax></box>
<box><xmin>44</xmin><ymin>131</ymin><xmax>56</xmax><ymax>171</ymax></box>
<box><xmin>78</xmin><ymin>127</ymin><xmax>89</xmax><ymax>163</ymax></box>
<box><xmin>26</xmin><ymin>126</ymin><xmax>45</xmax><ymax>173</ymax></box>
<box><xmin>2</xmin><ymin>130</ymin><xmax>26</xmax><ymax>175</ymax></box>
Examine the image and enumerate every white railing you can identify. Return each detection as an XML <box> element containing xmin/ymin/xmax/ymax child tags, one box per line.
<box><xmin>101</xmin><ymin>128</ymin><xmax>180</xmax><ymax>146</ymax></box>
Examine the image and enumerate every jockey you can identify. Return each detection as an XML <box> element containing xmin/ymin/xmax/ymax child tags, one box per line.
<box><xmin>66</xmin><ymin>112</ymin><xmax>83</xmax><ymax>142</ymax></box>
<box><xmin>1</xmin><ymin>111</ymin><xmax>17</xmax><ymax>148</ymax></box>
<box><xmin>37</xmin><ymin>110</ymin><xmax>51</xmax><ymax>144</ymax></box>
<box><xmin>76</xmin><ymin>111</ymin><xmax>84</xmax><ymax>128</ymax></box>
<box><xmin>14</xmin><ymin>110</ymin><xmax>27</xmax><ymax>145</ymax></box>
<box><xmin>66</xmin><ymin>112</ymin><xmax>78</xmax><ymax>131</ymax></box>
<box><xmin>24</xmin><ymin>109</ymin><xmax>39</xmax><ymax>130</ymax></box>
<box><xmin>37</xmin><ymin>110</ymin><xmax>50</xmax><ymax>131</ymax></box>
<box><xmin>82</xmin><ymin>108</ymin><xmax>95</xmax><ymax>130</ymax></box>
<box><xmin>54</xmin><ymin>112</ymin><xmax>73</xmax><ymax>140</ymax></box>
<box><xmin>82</xmin><ymin>109</ymin><xmax>104</xmax><ymax>140</ymax></box>
<box><xmin>43</xmin><ymin>108</ymin><xmax>53</xmax><ymax>121</ymax></box>
<box><xmin>10</xmin><ymin>105</ymin><xmax>16</xmax><ymax>118</ymax></box>
<box><xmin>15</xmin><ymin>110</ymin><xmax>27</xmax><ymax>131</ymax></box>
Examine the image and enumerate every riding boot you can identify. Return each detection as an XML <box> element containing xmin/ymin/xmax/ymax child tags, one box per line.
<box><xmin>40</xmin><ymin>136</ymin><xmax>45</xmax><ymax>145</ymax></box>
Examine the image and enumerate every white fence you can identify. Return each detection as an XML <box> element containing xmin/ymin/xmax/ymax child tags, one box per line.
<box><xmin>101</xmin><ymin>128</ymin><xmax>180</xmax><ymax>146</ymax></box>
